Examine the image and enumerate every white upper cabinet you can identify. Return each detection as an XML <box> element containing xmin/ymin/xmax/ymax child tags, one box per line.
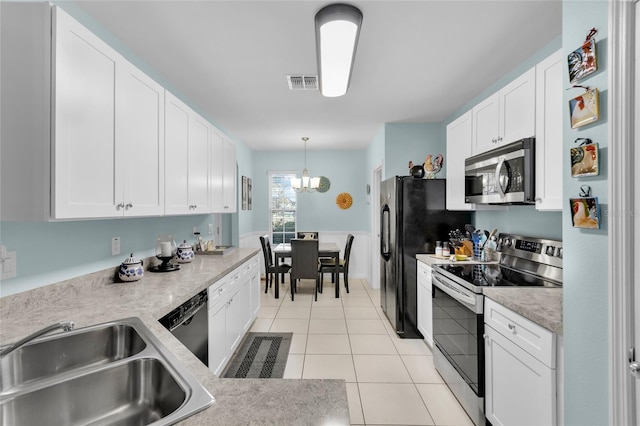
<box><xmin>209</xmin><ymin>128</ymin><xmax>225</xmax><ymax>212</ymax></box>
<box><xmin>188</xmin><ymin>113</ymin><xmax>211</xmax><ymax>213</ymax></box>
<box><xmin>1</xmin><ymin>4</ymin><xmax>166</xmax><ymax>220</ymax></box>
<box><xmin>165</xmin><ymin>92</ymin><xmax>210</xmax><ymax>215</ymax></box>
<box><xmin>222</xmin><ymin>137</ymin><xmax>237</xmax><ymax>212</ymax></box>
<box><xmin>472</xmin><ymin>67</ymin><xmax>536</xmax><ymax>155</ymax></box>
<box><xmin>210</xmin><ymin>130</ymin><xmax>237</xmax><ymax>213</ymax></box>
<box><xmin>446</xmin><ymin>111</ymin><xmax>474</xmax><ymax>211</ymax></box>
<box><xmin>535</xmin><ymin>50</ymin><xmax>564</xmax><ymax>211</ymax></box>
<box><xmin>117</xmin><ymin>61</ymin><xmax>165</xmax><ymax>217</ymax></box>
<box><xmin>52</xmin><ymin>7</ymin><xmax>121</xmax><ymax>219</ymax></box>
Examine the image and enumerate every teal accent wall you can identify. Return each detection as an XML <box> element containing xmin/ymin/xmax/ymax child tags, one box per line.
<box><xmin>251</xmin><ymin>150</ymin><xmax>369</xmax><ymax>233</ymax></box>
<box><xmin>562</xmin><ymin>1</ymin><xmax>609</xmax><ymax>424</ymax></box>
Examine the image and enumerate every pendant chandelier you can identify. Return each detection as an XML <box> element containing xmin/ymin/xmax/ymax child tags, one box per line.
<box><xmin>291</xmin><ymin>137</ymin><xmax>320</xmax><ymax>193</ymax></box>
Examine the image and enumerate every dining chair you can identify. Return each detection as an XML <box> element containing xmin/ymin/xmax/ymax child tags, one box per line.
<box><xmin>319</xmin><ymin>234</ymin><xmax>354</xmax><ymax>294</ymax></box>
<box><xmin>289</xmin><ymin>238</ymin><xmax>321</xmax><ymax>301</ymax></box>
<box><xmin>259</xmin><ymin>235</ymin><xmax>291</xmax><ymax>293</ymax></box>
<box><xmin>296</xmin><ymin>231</ymin><xmax>318</xmax><ymax>240</ymax></box>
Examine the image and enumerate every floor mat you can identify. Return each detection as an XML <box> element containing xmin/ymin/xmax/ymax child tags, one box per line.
<box><xmin>221</xmin><ymin>332</ymin><xmax>292</xmax><ymax>378</ymax></box>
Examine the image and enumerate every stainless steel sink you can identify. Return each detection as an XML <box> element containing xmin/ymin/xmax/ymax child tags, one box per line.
<box><xmin>1</xmin><ymin>358</ymin><xmax>185</xmax><ymax>425</ymax></box>
<box><xmin>0</xmin><ymin>318</ymin><xmax>214</xmax><ymax>425</ymax></box>
<box><xmin>0</xmin><ymin>323</ymin><xmax>146</xmax><ymax>392</ymax></box>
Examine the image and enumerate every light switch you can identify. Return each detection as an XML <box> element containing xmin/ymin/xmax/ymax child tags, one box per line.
<box><xmin>1</xmin><ymin>251</ymin><xmax>16</xmax><ymax>280</ymax></box>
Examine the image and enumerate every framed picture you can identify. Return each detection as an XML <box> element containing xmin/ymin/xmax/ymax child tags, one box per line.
<box><xmin>568</xmin><ymin>38</ymin><xmax>597</xmax><ymax>84</ymax></box>
<box><xmin>569</xmin><ymin>197</ymin><xmax>601</xmax><ymax>229</ymax></box>
<box><xmin>569</xmin><ymin>88</ymin><xmax>599</xmax><ymax>129</ymax></box>
<box><xmin>247</xmin><ymin>178</ymin><xmax>252</xmax><ymax>210</ymax></box>
<box><xmin>570</xmin><ymin>143</ymin><xmax>599</xmax><ymax>177</ymax></box>
<box><xmin>241</xmin><ymin>176</ymin><xmax>247</xmax><ymax>210</ymax></box>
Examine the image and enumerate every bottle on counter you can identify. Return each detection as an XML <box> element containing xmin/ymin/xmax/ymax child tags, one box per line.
<box><xmin>442</xmin><ymin>242</ymin><xmax>450</xmax><ymax>257</ymax></box>
<box><xmin>435</xmin><ymin>241</ymin><xmax>443</xmax><ymax>257</ymax></box>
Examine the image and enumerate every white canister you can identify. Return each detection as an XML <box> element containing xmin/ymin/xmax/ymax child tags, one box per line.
<box><xmin>176</xmin><ymin>240</ymin><xmax>195</xmax><ymax>263</ymax></box>
<box><xmin>119</xmin><ymin>253</ymin><xmax>144</xmax><ymax>282</ymax></box>
<box><xmin>435</xmin><ymin>241</ymin><xmax>443</xmax><ymax>257</ymax></box>
<box><xmin>442</xmin><ymin>242</ymin><xmax>450</xmax><ymax>257</ymax></box>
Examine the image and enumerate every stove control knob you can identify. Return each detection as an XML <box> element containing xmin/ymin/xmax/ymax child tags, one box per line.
<box><xmin>503</xmin><ymin>239</ymin><xmax>512</xmax><ymax>247</ymax></box>
<box><xmin>557</xmin><ymin>247</ymin><xmax>563</xmax><ymax>258</ymax></box>
<box><xmin>546</xmin><ymin>246</ymin><xmax>555</xmax><ymax>256</ymax></box>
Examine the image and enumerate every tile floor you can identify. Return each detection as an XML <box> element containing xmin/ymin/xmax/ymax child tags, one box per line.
<box><xmin>253</xmin><ymin>276</ymin><xmax>475</xmax><ymax>426</ymax></box>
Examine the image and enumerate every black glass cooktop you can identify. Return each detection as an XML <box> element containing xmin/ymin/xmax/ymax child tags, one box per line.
<box><xmin>435</xmin><ymin>263</ymin><xmax>559</xmax><ymax>289</ymax></box>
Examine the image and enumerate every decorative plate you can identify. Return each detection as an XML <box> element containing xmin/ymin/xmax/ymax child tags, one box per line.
<box><xmin>336</xmin><ymin>192</ymin><xmax>353</xmax><ymax>210</ymax></box>
<box><xmin>317</xmin><ymin>176</ymin><xmax>331</xmax><ymax>193</ymax></box>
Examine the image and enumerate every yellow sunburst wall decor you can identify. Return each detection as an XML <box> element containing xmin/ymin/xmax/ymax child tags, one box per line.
<box><xmin>336</xmin><ymin>192</ymin><xmax>353</xmax><ymax>209</ymax></box>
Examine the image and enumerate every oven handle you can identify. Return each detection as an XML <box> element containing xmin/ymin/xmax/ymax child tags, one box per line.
<box><xmin>432</xmin><ymin>274</ymin><xmax>477</xmax><ymax>306</ymax></box>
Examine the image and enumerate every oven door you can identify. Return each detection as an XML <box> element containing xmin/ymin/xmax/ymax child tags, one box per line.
<box><xmin>432</xmin><ymin>270</ymin><xmax>484</xmax><ymax>396</ymax></box>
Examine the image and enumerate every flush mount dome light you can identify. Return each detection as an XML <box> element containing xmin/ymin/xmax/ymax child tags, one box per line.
<box><xmin>315</xmin><ymin>3</ymin><xmax>363</xmax><ymax>97</ymax></box>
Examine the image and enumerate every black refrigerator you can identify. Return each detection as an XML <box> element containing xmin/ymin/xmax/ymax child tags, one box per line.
<box><xmin>380</xmin><ymin>177</ymin><xmax>472</xmax><ymax>338</ymax></box>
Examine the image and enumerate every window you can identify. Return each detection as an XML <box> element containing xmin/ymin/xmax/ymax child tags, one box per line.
<box><xmin>269</xmin><ymin>172</ymin><xmax>297</xmax><ymax>244</ymax></box>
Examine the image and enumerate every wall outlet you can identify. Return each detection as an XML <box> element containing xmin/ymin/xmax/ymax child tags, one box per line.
<box><xmin>193</xmin><ymin>226</ymin><xmax>198</xmax><ymax>234</ymax></box>
<box><xmin>112</xmin><ymin>237</ymin><xmax>121</xmax><ymax>256</ymax></box>
<box><xmin>208</xmin><ymin>223</ymin><xmax>214</xmax><ymax>235</ymax></box>
<box><xmin>1</xmin><ymin>250</ymin><xmax>17</xmax><ymax>280</ymax></box>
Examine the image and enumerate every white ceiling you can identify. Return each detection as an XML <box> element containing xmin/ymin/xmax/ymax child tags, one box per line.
<box><xmin>73</xmin><ymin>0</ymin><xmax>562</xmax><ymax>151</ymax></box>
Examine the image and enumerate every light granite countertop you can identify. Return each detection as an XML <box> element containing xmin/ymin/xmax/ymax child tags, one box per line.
<box><xmin>417</xmin><ymin>253</ymin><xmax>563</xmax><ymax>335</ymax></box>
<box><xmin>0</xmin><ymin>248</ymin><xmax>350</xmax><ymax>425</ymax></box>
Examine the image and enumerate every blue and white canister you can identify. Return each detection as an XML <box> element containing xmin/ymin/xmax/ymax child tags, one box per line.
<box><xmin>176</xmin><ymin>240</ymin><xmax>195</xmax><ymax>263</ymax></box>
<box><xmin>119</xmin><ymin>253</ymin><xmax>144</xmax><ymax>282</ymax></box>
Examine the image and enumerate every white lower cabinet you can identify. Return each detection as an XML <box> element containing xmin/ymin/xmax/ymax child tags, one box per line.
<box><xmin>484</xmin><ymin>298</ymin><xmax>556</xmax><ymax>426</ymax></box>
<box><xmin>207</xmin><ymin>254</ymin><xmax>260</xmax><ymax>376</ymax></box>
<box><xmin>416</xmin><ymin>261</ymin><xmax>433</xmax><ymax>348</ymax></box>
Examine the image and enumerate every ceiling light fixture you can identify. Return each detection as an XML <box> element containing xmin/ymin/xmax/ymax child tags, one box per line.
<box><xmin>315</xmin><ymin>3</ymin><xmax>363</xmax><ymax>97</ymax></box>
<box><xmin>291</xmin><ymin>137</ymin><xmax>320</xmax><ymax>193</ymax></box>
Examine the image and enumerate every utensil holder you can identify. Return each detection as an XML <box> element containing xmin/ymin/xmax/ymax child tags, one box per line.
<box><xmin>473</xmin><ymin>242</ymin><xmax>483</xmax><ymax>261</ymax></box>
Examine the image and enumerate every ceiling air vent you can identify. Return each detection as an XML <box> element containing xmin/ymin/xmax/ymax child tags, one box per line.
<box><xmin>287</xmin><ymin>75</ymin><xmax>318</xmax><ymax>90</ymax></box>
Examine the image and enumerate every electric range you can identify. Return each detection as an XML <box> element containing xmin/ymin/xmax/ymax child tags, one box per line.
<box><xmin>430</xmin><ymin>233</ymin><xmax>562</xmax><ymax>426</ymax></box>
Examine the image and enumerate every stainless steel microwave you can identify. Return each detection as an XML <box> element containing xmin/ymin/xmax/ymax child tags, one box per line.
<box><xmin>464</xmin><ymin>138</ymin><xmax>535</xmax><ymax>204</ymax></box>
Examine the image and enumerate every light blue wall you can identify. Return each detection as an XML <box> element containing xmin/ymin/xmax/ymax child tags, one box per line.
<box><xmin>251</xmin><ymin>150</ymin><xmax>369</xmax><ymax>233</ymax></box>
<box><xmin>366</xmin><ymin>126</ymin><xmax>385</xmax><ymax>182</ymax></box>
<box><xmin>562</xmin><ymin>1</ymin><xmax>608</xmax><ymax>424</ymax></box>
<box><xmin>384</xmin><ymin>123</ymin><xmax>446</xmax><ymax>179</ymax></box>
<box><xmin>0</xmin><ymin>215</ymin><xmax>215</xmax><ymax>297</ymax></box>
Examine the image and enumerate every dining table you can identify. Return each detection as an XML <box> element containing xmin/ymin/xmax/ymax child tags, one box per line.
<box><xmin>272</xmin><ymin>242</ymin><xmax>341</xmax><ymax>299</ymax></box>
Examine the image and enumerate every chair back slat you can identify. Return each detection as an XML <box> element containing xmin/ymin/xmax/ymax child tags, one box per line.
<box><xmin>259</xmin><ymin>234</ymin><xmax>274</xmax><ymax>268</ymax></box>
<box><xmin>344</xmin><ymin>234</ymin><xmax>355</xmax><ymax>263</ymax></box>
<box><xmin>290</xmin><ymin>239</ymin><xmax>319</xmax><ymax>280</ymax></box>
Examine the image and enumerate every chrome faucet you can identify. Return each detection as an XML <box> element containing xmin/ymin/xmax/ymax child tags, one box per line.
<box><xmin>0</xmin><ymin>321</ymin><xmax>75</xmax><ymax>357</ymax></box>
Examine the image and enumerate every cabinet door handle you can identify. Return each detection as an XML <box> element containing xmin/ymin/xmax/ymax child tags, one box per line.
<box><xmin>117</xmin><ymin>203</ymin><xmax>125</xmax><ymax>209</ymax></box>
<box><xmin>126</xmin><ymin>202</ymin><xmax>133</xmax><ymax>208</ymax></box>
<box><xmin>508</xmin><ymin>323</ymin><xmax>516</xmax><ymax>333</ymax></box>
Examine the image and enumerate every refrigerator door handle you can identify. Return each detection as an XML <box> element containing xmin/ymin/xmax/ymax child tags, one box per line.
<box><xmin>381</xmin><ymin>205</ymin><xmax>391</xmax><ymax>260</ymax></box>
